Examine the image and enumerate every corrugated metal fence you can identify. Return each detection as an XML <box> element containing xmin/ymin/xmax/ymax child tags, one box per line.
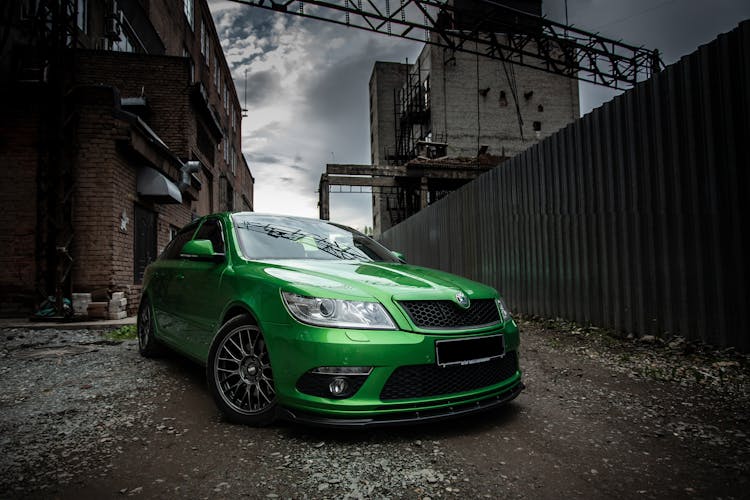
<box><xmin>380</xmin><ymin>21</ymin><xmax>750</xmax><ymax>351</ymax></box>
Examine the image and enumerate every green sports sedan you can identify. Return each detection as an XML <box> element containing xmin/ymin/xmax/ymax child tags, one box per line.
<box><xmin>138</xmin><ymin>212</ymin><xmax>523</xmax><ymax>427</ymax></box>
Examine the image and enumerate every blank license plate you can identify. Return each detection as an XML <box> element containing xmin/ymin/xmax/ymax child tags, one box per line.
<box><xmin>435</xmin><ymin>334</ymin><xmax>505</xmax><ymax>367</ymax></box>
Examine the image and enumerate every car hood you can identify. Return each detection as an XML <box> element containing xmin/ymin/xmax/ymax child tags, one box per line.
<box><xmin>255</xmin><ymin>259</ymin><xmax>498</xmax><ymax>304</ymax></box>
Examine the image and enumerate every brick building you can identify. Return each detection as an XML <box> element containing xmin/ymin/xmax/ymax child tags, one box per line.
<box><xmin>0</xmin><ymin>0</ymin><xmax>253</xmax><ymax>316</ymax></box>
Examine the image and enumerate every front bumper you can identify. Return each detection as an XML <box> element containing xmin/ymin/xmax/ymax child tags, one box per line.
<box><xmin>280</xmin><ymin>380</ymin><xmax>525</xmax><ymax>428</ymax></box>
<box><xmin>262</xmin><ymin>319</ymin><xmax>522</xmax><ymax>424</ymax></box>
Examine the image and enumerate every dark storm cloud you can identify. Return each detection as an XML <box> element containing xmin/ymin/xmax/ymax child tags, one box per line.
<box><xmin>288</xmin><ymin>164</ymin><xmax>306</xmax><ymax>172</ymax></box>
<box><xmin>214</xmin><ymin>6</ymin><xmax>279</xmax><ymax>46</ymax></box>
<box><xmin>250</xmin><ymin>121</ymin><xmax>283</xmax><ymax>139</ymax></box>
<box><xmin>248</xmin><ymin>153</ymin><xmax>283</xmax><ymax>164</ymax></box>
<box><xmin>243</xmin><ymin>69</ymin><xmax>282</xmax><ymax>105</ymax></box>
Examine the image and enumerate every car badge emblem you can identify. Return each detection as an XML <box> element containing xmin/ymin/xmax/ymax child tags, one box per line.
<box><xmin>455</xmin><ymin>292</ymin><xmax>470</xmax><ymax>309</ymax></box>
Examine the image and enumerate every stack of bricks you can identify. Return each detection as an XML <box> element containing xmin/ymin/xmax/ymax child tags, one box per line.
<box><xmin>108</xmin><ymin>292</ymin><xmax>128</xmax><ymax>320</ymax></box>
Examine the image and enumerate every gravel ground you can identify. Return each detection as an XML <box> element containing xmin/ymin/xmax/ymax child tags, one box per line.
<box><xmin>0</xmin><ymin>329</ymin><xmax>165</xmax><ymax>495</ymax></box>
<box><xmin>0</xmin><ymin>320</ymin><xmax>748</xmax><ymax>499</ymax></box>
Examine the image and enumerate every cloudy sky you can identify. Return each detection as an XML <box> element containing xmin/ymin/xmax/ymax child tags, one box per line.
<box><xmin>208</xmin><ymin>0</ymin><xmax>749</xmax><ymax>230</ymax></box>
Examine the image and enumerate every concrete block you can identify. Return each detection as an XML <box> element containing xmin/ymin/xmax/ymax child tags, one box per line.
<box><xmin>108</xmin><ymin>297</ymin><xmax>127</xmax><ymax>311</ymax></box>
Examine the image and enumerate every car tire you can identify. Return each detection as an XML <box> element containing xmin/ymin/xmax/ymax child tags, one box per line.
<box><xmin>207</xmin><ymin>314</ymin><xmax>278</xmax><ymax>426</ymax></box>
<box><xmin>137</xmin><ymin>296</ymin><xmax>163</xmax><ymax>358</ymax></box>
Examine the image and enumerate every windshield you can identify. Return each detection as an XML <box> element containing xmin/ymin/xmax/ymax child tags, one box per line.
<box><xmin>232</xmin><ymin>214</ymin><xmax>399</xmax><ymax>262</ymax></box>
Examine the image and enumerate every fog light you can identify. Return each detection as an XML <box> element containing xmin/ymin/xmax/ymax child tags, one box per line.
<box><xmin>329</xmin><ymin>377</ymin><xmax>349</xmax><ymax>396</ymax></box>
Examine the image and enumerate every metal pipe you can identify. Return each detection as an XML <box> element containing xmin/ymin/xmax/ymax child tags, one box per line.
<box><xmin>180</xmin><ymin>160</ymin><xmax>201</xmax><ymax>192</ymax></box>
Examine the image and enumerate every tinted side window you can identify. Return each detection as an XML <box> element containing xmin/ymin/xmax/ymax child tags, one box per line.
<box><xmin>160</xmin><ymin>222</ymin><xmax>198</xmax><ymax>260</ymax></box>
<box><xmin>194</xmin><ymin>219</ymin><xmax>225</xmax><ymax>254</ymax></box>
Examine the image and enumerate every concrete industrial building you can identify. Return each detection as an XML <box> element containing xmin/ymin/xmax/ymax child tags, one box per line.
<box><xmin>0</xmin><ymin>0</ymin><xmax>253</xmax><ymax>316</ymax></box>
<box><xmin>368</xmin><ymin>2</ymin><xmax>580</xmax><ymax>234</ymax></box>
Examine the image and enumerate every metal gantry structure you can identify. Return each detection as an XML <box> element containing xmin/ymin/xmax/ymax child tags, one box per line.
<box><xmin>225</xmin><ymin>0</ymin><xmax>664</xmax><ymax>226</ymax></box>
<box><xmin>228</xmin><ymin>0</ymin><xmax>663</xmax><ymax>89</ymax></box>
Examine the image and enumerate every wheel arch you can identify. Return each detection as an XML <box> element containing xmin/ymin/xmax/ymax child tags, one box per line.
<box><xmin>219</xmin><ymin>301</ymin><xmax>260</xmax><ymax>328</ymax></box>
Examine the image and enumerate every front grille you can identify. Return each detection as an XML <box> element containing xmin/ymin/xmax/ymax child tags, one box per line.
<box><xmin>399</xmin><ymin>299</ymin><xmax>500</xmax><ymax>329</ymax></box>
<box><xmin>380</xmin><ymin>351</ymin><xmax>518</xmax><ymax>401</ymax></box>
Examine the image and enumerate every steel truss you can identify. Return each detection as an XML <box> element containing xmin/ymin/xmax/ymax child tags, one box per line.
<box><xmin>228</xmin><ymin>0</ymin><xmax>662</xmax><ymax>89</ymax></box>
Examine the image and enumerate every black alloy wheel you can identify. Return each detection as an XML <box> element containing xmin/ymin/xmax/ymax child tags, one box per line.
<box><xmin>207</xmin><ymin>314</ymin><xmax>278</xmax><ymax>426</ymax></box>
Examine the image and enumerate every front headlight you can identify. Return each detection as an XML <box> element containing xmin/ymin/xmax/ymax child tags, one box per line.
<box><xmin>496</xmin><ymin>297</ymin><xmax>512</xmax><ymax>322</ymax></box>
<box><xmin>281</xmin><ymin>292</ymin><xmax>396</xmax><ymax>330</ymax></box>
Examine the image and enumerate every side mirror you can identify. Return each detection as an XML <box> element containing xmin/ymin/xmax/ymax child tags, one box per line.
<box><xmin>391</xmin><ymin>250</ymin><xmax>406</xmax><ymax>263</ymax></box>
<box><xmin>181</xmin><ymin>239</ymin><xmax>225</xmax><ymax>263</ymax></box>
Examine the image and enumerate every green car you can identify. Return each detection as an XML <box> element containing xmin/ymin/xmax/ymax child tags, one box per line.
<box><xmin>138</xmin><ymin>212</ymin><xmax>523</xmax><ymax>427</ymax></box>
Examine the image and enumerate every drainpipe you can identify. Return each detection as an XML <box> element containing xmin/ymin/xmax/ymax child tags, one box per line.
<box><xmin>179</xmin><ymin>160</ymin><xmax>201</xmax><ymax>193</ymax></box>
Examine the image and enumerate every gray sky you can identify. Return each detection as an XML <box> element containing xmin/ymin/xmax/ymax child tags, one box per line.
<box><xmin>208</xmin><ymin>0</ymin><xmax>750</xmax><ymax>230</ymax></box>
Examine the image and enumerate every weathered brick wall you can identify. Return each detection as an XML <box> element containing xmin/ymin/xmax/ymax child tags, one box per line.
<box><xmin>146</xmin><ymin>0</ymin><xmax>253</xmax><ymax>215</ymax></box>
<box><xmin>75</xmin><ymin>51</ymin><xmax>192</xmax><ymax>159</ymax></box>
<box><xmin>0</xmin><ymin>0</ymin><xmax>253</xmax><ymax>317</ymax></box>
<box><xmin>70</xmin><ymin>87</ymin><xmax>120</xmax><ymax>293</ymax></box>
<box><xmin>71</xmin><ymin>86</ymin><xmax>195</xmax><ymax>315</ymax></box>
<box><xmin>0</xmin><ymin>90</ymin><xmax>39</xmax><ymax>315</ymax></box>
<box><xmin>74</xmin><ymin>49</ymin><xmax>253</xmax><ymax>217</ymax></box>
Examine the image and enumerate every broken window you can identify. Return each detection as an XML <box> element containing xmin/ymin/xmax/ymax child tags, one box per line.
<box><xmin>499</xmin><ymin>91</ymin><xmax>508</xmax><ymax>107</ymax></box>
<box><xmin>533</xmin><ymin>121</ymin><xmax>541</xmax><ymax>132</ymax></box>
<box><xmin>538</xmin><ymin>104</ymin><xmax>544</xmax><ymax>112</ymax></box>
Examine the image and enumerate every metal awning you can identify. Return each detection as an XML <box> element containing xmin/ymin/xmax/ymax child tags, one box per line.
<box><xmin>137</xmin><ymin>167</ymin><xmax>182</xmax><ymax>204</ymax></box>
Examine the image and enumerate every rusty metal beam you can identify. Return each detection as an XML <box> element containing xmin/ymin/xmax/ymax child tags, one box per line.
<box><xmin>227</xmin><ymin>0</ymin><xmax>663</xmax><ymax>90</ymax></box>
<box><xmin>325</xmin><ymin>164</ymin><xmax>407</xmax><ymax>176</ymax></box>
<box><xmin>327</xmin><ymin>176</ymin><xmax>402</xmax><ymax>187</ymax></box>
